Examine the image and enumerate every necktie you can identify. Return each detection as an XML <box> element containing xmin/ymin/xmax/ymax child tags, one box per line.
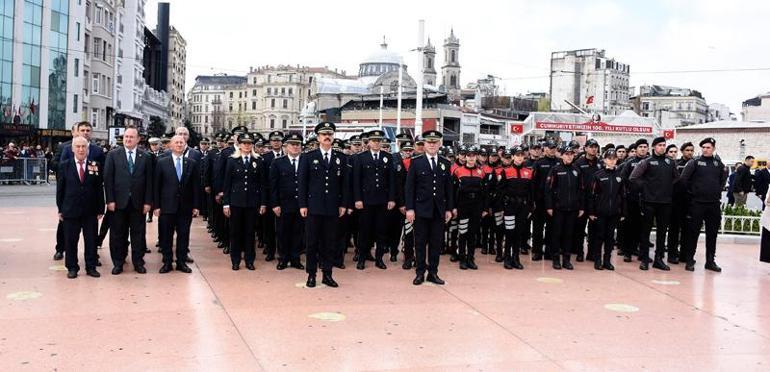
<box><xmin>431</xmin><ymin>157</ymin><xmax>437</xmax><ymax>171</ymax></box>
<box><xmin>292</xmin><ymin>158</ymin><xmax>297</xmax><ymax>173</ymax></box>
<box><xmin>324</xmin><ymin>152</ymin><xmax>329</xmax><ymax>166</ymax></box>
<box><xmin>373</xmin><ymin>152</ymin><xmax>378</xmax><ymax>162</ymax></box>
<box><xmin>78</xmin><ymin>160</ymin><xmax>85</xmax><ymax>183</ymax></box>
<box><xmin>244</xmin><ymin>156</ymin><xmax>249</xmax><ymax>167</ymax></box>
<box><xmin>175</xmin><ymin>156</ymin><xmax>182</xmax><ymax>181</ymax></box>
<box><xmin>127</xmin><ymin>150</ymin><xmax>134</xmax><ymax>174</ymax></box>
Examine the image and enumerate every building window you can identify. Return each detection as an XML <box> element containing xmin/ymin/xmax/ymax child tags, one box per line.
<box><xmin>282</xmin><ymin>99</ymin><xmax>287</xmax><ymax>109</ymax></box>
<box><xmin>91</xmin><ymin>108</ymin><xmax>99</xmax><ymax>127</ymax></box>
<box><xmin>281</xmin><ymin>87</ymin><xmax>285</xmax><ymax>96</ymax></box>
<box><xmin>270</xmin><ymin>118</ymin><xmax>275</xmax><ymax>128</ymax></box>
<box><xmin>229</xmin><ymin>92</ymin><xmax>233</xmax><ymax>98</ymax></box>
<box><xmin>288</xmin><ymin>88</ymin><xmax>293</xmax><ymax>96</ymax></box>
<box><xmin>451</xmin><ymin>50</ymin><xmax>456</xmax><ymax>63</ymax></box>
<box><xmin>92</xmin><ymin>73</ymin><xmax>99</xmax><ymax>93</ymax></box>
<box><xmin>76</xmin><ymin>22</ymin><xmax>80</xmax><ymax>40</ymax></box>
<box><xmin>74</xmin><ymin>58</ymin><xmax>79</xmax><ymax>77</ymax></box>
<box><xmin>252</xmin><ymin>89</ymin><xmax>256</xmax><ymax>96</ymax></box>
<box><xmin>252</xmin><ymin>101</ymin><xmax>256</xmax><ymax>110</ymax></box>
<box><xmin>282</xmin><ymin>119</ymin><xmax>287</xmax><ymax>128</ymax></box>
<box><xmin>271</xmin><ymin>98</ymin><xmax>275</xmax><ymax>108</ymax></box>
<box><xmin>73</xmin><ymin>94</ymin><xmax>78</xmax><ymax>113</ymax></box>
<box><xmin>267</xmin><ymin>87</ymin><xmax>271</xmax><ymax>95</ymax></box>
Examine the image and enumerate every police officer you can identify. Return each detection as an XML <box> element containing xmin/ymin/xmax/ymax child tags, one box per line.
<box><xmin>222</xmin><ymin>132</ymin><xmax>267</xmax><ymax>271</ymax></box>
<box><xmin>452</xmin><ymin>145</ymin><xmax>487</xmax><ymax>270</ymax></box>
<box><xmin>270</xmin><ymin>133</ymin><xmax>305</xmax><ymax>271</ymax></box>
<box><xmin>261</xmin><ymin>131</ymin><xmax>285</xmax><ymax>262</ymax></box>
<box><xmin>216</xmin><ymin>127</ymin><xmax>247</xmax><ymax>254</ymax></box>
<box><xmin>396</xmin><ymin>139</ymin><xmax>416</xmax><ymax>269</ymax></box>
<box><xmin>587</xmin><ymin>149</ymin><xmax>625</xmax><ymax>271</ymax></box>
<box><xmin>667</xmin><ymin>142</ymin><xmax>694</xmax><ymax>264</ymax></box>
<box><xmin>679</xmin><ymin>137</ymin><xmax>728</xmax><ymax>272</ymax></box>
<box><xmin>298</xmin><ymin>122</ymin><xmax>350</xmax><ymax>288</ymax></box>
<box><xmin>531</xmin><ymin>140</ymin><xmax>559</xmax><ymax>261</ymax></box>
<box><xmin>353</xmin><ymin>129</ymin><xmax>397</xmax><ymax>270</ymax></box>
<box><xmin>405</xmin><ymin>130</ymin><xmax>454</xmax><ymax>285</ymax></box>
<box><xmin>497</xmin><ymin>146</ymin><xmax>534</xmax><ymax>270</ymax></box>
<box><xmin>545</xmin><ymin>145</ymin><xmax>583</xmax><ymax>270</ymax></box>
<box><xmin>479</xmin><ymin>148</ymin><xmax>496</xmax><ymax>256</ymax></box>
<box><xmin>630</xmin><ymin>136</ymin><xmax>679</xmax><ymax>271</ymax></box>
<box><xmin>573</xmin><ymin>138</ymin><xmax>602</xmax><ymax>262</ymax></box>
<box><xmin>619</xmin><ymin>139</ymin><xmax>649</xmax><ymax>262</ymax></box>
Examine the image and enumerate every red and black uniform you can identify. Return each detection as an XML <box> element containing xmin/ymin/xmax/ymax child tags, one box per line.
<box><xmin>497</xmin><ymin>163</ymin><xmax>534</xmax><ymax>269</ymax></box>
<box><xmin>480</xmin><ymin>163</ymin><xmax>496</xmax><ymax>255</ymax></box>
<box><xmin>452</xmin><ymin>164</ymin><xmax>488</xmax><ymax>268</ymax></box>
<box><xmin>446</xmin><ymin>160</ymin><xmax>465</xmax><ymax>259</ymax></box>
<box><xmin>491</xmin><ymin>164</ymin><xmax>506</xmax><ymax>261</ymax></box>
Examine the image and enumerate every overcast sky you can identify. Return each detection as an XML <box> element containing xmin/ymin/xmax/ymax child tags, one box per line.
<box><xmin>147</xmin><ymin>0</ymin><xmax>769</xmax><ymax>115</ymax></box>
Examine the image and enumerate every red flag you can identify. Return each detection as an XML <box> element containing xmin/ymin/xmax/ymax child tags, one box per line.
<box><xmin>586</xmin><ymin>96</ymin><xmax>594</xmax><ymax>105</ymax></box>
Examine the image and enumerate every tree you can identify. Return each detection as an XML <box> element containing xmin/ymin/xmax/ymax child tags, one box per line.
<box><xmin>184</xmin><ymin>119</ymin><xmax>202</xmax><ymax>147</ymax></box>
<box><xmin>147</xmin><ymin>116</ymin><xmax>166</xmax><ymax>138</ymax></box>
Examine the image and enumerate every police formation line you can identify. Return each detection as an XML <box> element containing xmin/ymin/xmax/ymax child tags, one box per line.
<box><xmin>54</xmin><ymin>120</ymin><xmax>729</xmax><ymax>287</ymax></box>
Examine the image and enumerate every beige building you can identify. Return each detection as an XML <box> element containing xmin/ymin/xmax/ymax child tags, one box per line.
<box><xmin>633</xmin><ymin>85</ymin><xmax>707</xmax><ymax>128</ymax></box>
<box><xmin>188</xmin><ymin>74</ymin><xmax>245</xmax><ymax>136</ymax></box>
<box><xmin>166</xmin><ymin>26</ymin><xmax>186</xmax><ymax>129</ymax></box>
<box><xmin>741</xmin><ymin>93</ymin><xmax>770</xmax><ymax>122</ymax></box>
<box><xmin>550</xmin><ymin>48</ymin><xmax>631</xmax><ymax>115</ymax></box>
<box><xmin>83</xmin><ymin>0</ymin><xmax>118</xmax><ymax>140</ymax></box>
<box><xmin>675</xmin><ymin>120</ymin><xmax>770</xmax><ymax>164</ymax></box>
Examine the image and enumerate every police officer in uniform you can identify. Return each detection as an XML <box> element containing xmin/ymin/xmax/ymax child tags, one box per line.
<box><xmin>587</xmin><ymin>149</ymin><xmax>625</xmax><ymax>271</ymax></box>
<box><xmin>531</xmin><ymin>140</ymin><xmax>559</xmax><ymax>261</ymax></box>
<box><xmin>261</xmin><ymin>131</ymin><xmax>285</xmax><ymax>261</ymax></box>
<box><xmin>223</xmin><ymin>133</ymin><xmax>267</xmax><ymax>270</ymax></box>
<box><xmin>497</xmin><ymin>146</ymin><xmax>534</xmax><ymax>270</ymax></box>
<box><xmin>396</xmin><ymin>139</ymin><xmax>416</xmax><ymax>269</ymax></box>
<box><xmin>573</xmin><ymin>138</ymin><xmax>602</xmax><ymax>262</ymax></box>
<box><xmin>545</xmin><ymin>145</ymin><xmax>583</xmax><ymax>270</ymax></box>
<box><xmin>667</xmin><ymin>142</ymin><xmax>694</xmax><ymax>264</ymax></box>
<box><xmin>353</xmin><ymin>129</ymin><xmax>397</xmax><ymax>270</ymax></box>
<box><xmin>215</xmin><ymin>127</ymin><xmax>248</xmax><ymax>253</ymax></box>
<box><xmin>298</xmin><ymin>122</ymin><xmax>350</xmax><ymax>288</ymax></box>
<box><xmin>270</xmin><ymin>133</ymin><xmax>305</xmax><ymax>270</ymax></box>
<box><xmin>629</xmin><ymin>137</ymin><xmax>679</xmax><ymax>271</ymax></box>
<box><xmin>405</xmin><ymin>130</ymin><xmax>454</xmax><ymax>285</ymax></box>
<box><xmin>452</xmin><ymin>145</ymin><xmax>487</xmax><ymax>270</ymax></box>
<box><xmin>619</xmin><ymin>139</ymin><xmax>649</xmax><ymax>262</ymax></box>
<box><xmin>679</xmin><ymin>137</ymin><xmax>727</xmax><ymax>272</ymax></box>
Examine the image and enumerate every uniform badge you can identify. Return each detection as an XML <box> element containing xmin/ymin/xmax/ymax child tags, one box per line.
<box><xmin>665</xmin><ymin>158</ymin><xmax>671</xmax><ymax>164</ymax></box>
<box><xmin>335</xmin><ymin>158</ymin><xmax>340</xmax><ymax>165</ymax></box>
<box><xmin>313</xmin><ymin>159</ymin><xmax>319</xmax><ymax>164</ymax></box>
<box><xmin>440</xmin><ymin>163</ymin><xmax>446</xmax><ymax>171</ymax></box>
<box><xmin>616</xmin><ymin>177</ymin><xmax>622</xmax><ymax>182</ymax></box>
<box><xmin>397</xmin><ymin>164</ymin><xmax>402</xmax><ymax>171</ymax></box>
<box><xmin>497</xmin><ymin>174</ymin><xmax>502</xmax><ymax>181</ymax></box>
<box><xmin>252</xmin><ymin>162</ymin><xmax>257</xmax><ymax>168</ymax></box>
<box><xmin>383</xmin><ymin>157</ymin><xmax>388</xmax><ymax>164</ymax></box>
<box><xmin>572</xmin><ymin>170</ymin><xmax>578</xmax><ymax>176</ymax></box>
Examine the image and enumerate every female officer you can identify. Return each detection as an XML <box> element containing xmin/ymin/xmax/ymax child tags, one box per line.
<box><xmin>497</xmin><ymin>146</ymin><xmax>534</xmax><ymax>270</ymax></box>
<box><xmin>452</xmin><ymin>146</ymin><xmax>487</xmax><ymax>270</ymax></box>
<box><xmin>223</xmin><ymin>132</ymin><xmax>267</xmax><ymax>271</ymax></box>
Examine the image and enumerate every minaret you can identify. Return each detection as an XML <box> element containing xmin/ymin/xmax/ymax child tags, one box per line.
<box><xmin>441</xmin><ymin>28</ymin><xmax>461</xmax><ymax>100</ymax></box>
<box><xmin>423</xmin><ymin>38</ymin><xmax>436</xmax><ymax>87</ymax></box>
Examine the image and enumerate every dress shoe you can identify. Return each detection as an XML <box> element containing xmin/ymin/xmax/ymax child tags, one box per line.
<box><xmin>489</xmin><ymin>247</ymin><xmax>497</xmax><ymax>255</ymax></box>
<box><xmin>639</xmin><ymin>261</ymin><xmax>649</xmax><ymax>271</ymax></box>
<box><xmin>291</xmin><ymin>261</ymin><xmax>305</xmax><ymax>270</ymax></box>
<box><xmin>375</xmin><ymin>259</ymin><xmax>387</xmax><ymax>270</ymax></box>
<box><xmin>449</xmin><ymin>253</ymin><xmax>459</xmax><ymax>262</ymax></box>
<box><xmin>67</xmin><ymin>270</ymin><xmax>77</xmax><ymax>279</ymax></box>
<box><xmin>459</xmin><ymin>260</ymin><xmax>468</xmax><ymax>270</ymax></box>
<box><xmin>512</xmin><ymin>256</ymin><xmax>524</xmax><ymax>270</ymax></box>
<box><xmin>413</xmin><ymin>274</ymin><xmax>425</xmax><ymax>285</ymax></box>
<box><xmin>495</xmin><ymin>254</ymin><xmax>504</xmax><ymax>263</ymax></box>
<box><xmin>176</xmin><ymin>263</ymin><xmax>193</xmax><ymax>273</ymax></box>
<box><xmin>685</xmin><ymin>261</ymin><xmax>695</xmax><ymax>271</ymax></box>
<box><xmin>276</xmin><ymin>261</ymin><xmax>288</xmax><ymax>270</ymax></box>
<box><xmin>705</xmin><ymin>261</ymin><xmax>722</xmax><ymax>272</ymax></box>
<box><xmin>667</xmin><ymin>256</ymin><xmax>680</xmax><ymax>264</ymax></box>
<box><xmin>159</xmin><ymin>264</ymin><xmax>173</xmax><ymax>273</ymax></box>
<box><xmin>352</xmin><ymin>252</ymin><xmax>360</xmax><ymax>262</ymax></box>
<box><xmin>594</xmin><ymin>261</ymin><xmax>603</xmax><ymax>270</ymax></box>
<box><xmin>246</xmin><ymin>263</ymin><xmax>256</xmax><ymax>271</ymax></box>
<box><xmin>426</xmin><ymin>273</ymin><xmax>445</xmax><ymax>285</ymax></box>
<box><xmin>481</xmin><ymin>247</ymin><xmax>489</xmax><ymax>255</ymax></box>
<box><xmin>562</xmin><ymin>261</ymin><xmax>574</xmax><ymax>270</ymax></box>
<box><xmin>111</xmin><ymin>266</ymin><xmax>123</xmax><ymax>275</ymax></box>
<box><xmin>53</xmin><ymin>251</ymin><xmax>64</xmax><ymax>260</ymax></box>
<box><xmin>520</xmin><ymin>248</ymin><xmax>529</xmax><ymax>255</ymax></box>
<box><xmin>265</xmin><ymin>254</ymin><xmax>275</xmax><ymax>262</ymax></box>
<box><xmin>402</xmin><ymin>259</ymin><xmax>413</xmax><ymax>270</ymax></box>
<box><xmin>623</xmin><ymin>255</ymin><xmax>633</xmax><ymax>263</ymax></box>
<box><xmin>186</xmin><ymin>256</ymin><xmax>194</xmax><ymax>264</ymax></box>
<box><xmin>306</xmin><ymin>275</ymin><xmax>316</xmax><ymax>288</ymax></box>
<box><xmin>466</xmin><ymin>259</ymin><xmax>478</xmax><ymax>270</ymax></box>
<box><xmin>86</xmin><ymin>268</ymin><xmax>101</xmax><ymax>278</ymax></box>
<box><xmin>532</xmin><ymin>252</ymin><xmax>543</xmax><ymax>261</ymax></box>
<box><xmin>576</xmin><ymin>253</ymin><xmax>585</xmax><ymax>262</ymax></box>
<box><xmin>223</xmin><ymin>247</ymin><xmax>230</xmax><ymax>254</ymax></box>
<box><xmin>603</xmin><ymin>262</ymin><xmax>615</xmax><ymax>271</ymax></box>
<box><xmin>232</xmin><ymin>264</ymin><xmax>240</xmax><ymax>271</ymax></box>
<box><xmin>366</xmin><ymin>253</ymin><xmax>376</xmax><ymax>261</ymax></box>
<box><xmin>552</xmin><ymin>257</ymin><xmax>562</xmax><ymax>270</ymax></box>
<box><xmin>322</xmin><ymin>273</ymin><xmax>339</xmax><ymax>287</ymax></box>
<box><xmin>356</xmin><ymin>261</ymin><xmax>365</xmax><ymax>270</ymax></box>
<box><xmin>652</xmin><ymin>258</ymin><xmax>671</xmax><ymax>271</ymax></box>
<box><xmin>135</xmin><ymin>265</ymin><xmax>147</xmax><ymax>274</ymax></box>
<box><xmin>389</xmin><ymin>254</ymin><xmax>398</xmax><ymax>263</ymax></box>
<box><xmin>503</xmin><ymin>259</ymin><xmax>513</xmax><ymax>270</ymax></box>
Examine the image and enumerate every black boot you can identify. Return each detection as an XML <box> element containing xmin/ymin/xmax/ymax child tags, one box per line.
<box><xmin>576</xmin><ymin>252</ymin><xmax>585</xmax><ymax>262</ymax></box>
<box><xmin>532</xmin><ymin>250</ymin><xmax>543</xmax><ymax>261</ymax></box>
<box><xmin>466</xmin><ymin>255</ymin><xmax>478</xmax><ymax>270</ymax></box>
<box><xmin>685</xmin><ymin>260</ymin><xmax>696</xmax><ymax>271</ymax></box>
<box><xmin>552</xmin><ymin>255</ymin><xmax>562</xmax><ymax>270</ymax></box>
<box><xmin>512</xmin><ymin>252</ymin><xmax>523</xmax><ymax>270</ymax></box>
<box><xmin>705</xmin><ymin>260</ymin><xmax>722</xmax><ymax>272</ymax></box>
<box><xmin>503</xmin><ymin>257</ymin><xmax>513</xmax><ymax>270</ymax></box>
<box><xmin>594</xmin><ymin>259</ymin><xmax>603</xmax><ymax>270</ymax></box>
<box><xmin>562</xmin><ymin>255</ymin><xmax>574</xmax><ymax>270</ymax></box>
<box><xmin>652</xmin><ymin>257</ymin><xmax>671</xmax><ymax>271</ymax></box>
<box><xmin>602</xmin><ymin>253</ymin><xmax>614</xmax><ymax>270</ymax></box>
<box><xmin>459</xmin><ymin>255</ymin><xmax>468</xmax><ymax>270</ymax></box>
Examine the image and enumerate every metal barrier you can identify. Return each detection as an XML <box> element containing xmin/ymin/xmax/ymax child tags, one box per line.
<box><xmin>0</xmin><ymin>158</ymin><xmax>50</xmax><ymax>185</ymax></box>
<box><xmin>721</xmin><ymin>215</ymin><xmax>761</xmax><ymax>235</ymax></box>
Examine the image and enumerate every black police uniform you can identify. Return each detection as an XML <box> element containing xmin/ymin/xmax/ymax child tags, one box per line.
<box><xmin>545</xmin><ymin>159</ymin><xmax>583</xmax><ymax>269</ymax></box>
<box><xmin>497</xmin><ymin>161</ymin><xmax>534</xmax><ymax>269</ymax></box>
<box><xmin>587</xmin><ymin>166</ymin><xmax>625</xmax><ymax>269</ymax></box>
<box><xmin>667</xmin><ymin>156</ymin><xmax>691</xmax><ymax>262</ymax></box>
<box><xmin>619</xmin><ymin>154</ymin><xmax>647</xmax><ymax>259</ymax></box>
<box><xmin>679</xmin><ymin>153</ymin><xmax>727</xmax><ymax>271</ymax></box>
<box><xmin>261</xmin><ymin>145</ymin><xmax>284</xmax><ymax>261</ymax></box>
<box><xmin>405</xmin><ymin>151</ymin><xmax>454</xmax><ymax>282</ymax></box>
<box><xmin>573</xmin><ymin>154</ymin><xmax>602</xmax><ymax>261</ymax></box>
<box><xmin>270</xmin><ymin>151</ymin><xmax>304</xmax><ymax>269</ymax></box>
<box><xmin>353</xmin><ymin>149</ymin><xmax>397</xmax><ymax>269</ymax></box>
<box><xmin>629</xmin><ymin>151</ymin><xmax>679</xmax><ymax>269</ymax></box>
<box><xmin>531</xmin><ymin>154</ymin><xmax>559</xmax><ymax>259</ymax></box>
<box><xmin>223</xmin><ymin>150</ymin><xmax>267</xmax><ymax>269</ymax></box>
<box><xmin>396</xmin><ymin>153</ymin><xmax>416</xmax><ymax>269</ymax></box>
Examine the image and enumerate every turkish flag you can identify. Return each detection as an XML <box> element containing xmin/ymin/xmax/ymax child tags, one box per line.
<box><xmin>586</xmin><ymin>96</ymin><xmax>594</xmax><ymax>105</ymax></box>
<box><xmin>510</xmin><ymin>124</ymin><xmax>523</xmax><ymax>134</ymax></box>
<box><xmin>663</xmin><ymin>130</ymin><xmax>675</xmax><ymax>139</ymax></box>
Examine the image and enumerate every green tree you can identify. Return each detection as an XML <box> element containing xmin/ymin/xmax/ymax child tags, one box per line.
<box><xmin>147</xmin><ymin>116</ymin><xmax>166</xmax><ymax>138</ymax></box>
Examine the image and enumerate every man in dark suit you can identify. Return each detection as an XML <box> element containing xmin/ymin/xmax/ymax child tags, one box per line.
<box><xmin>260</xmin><ymin>131</ymin><xmax>285</xmax><ymax>261</ymax></box>
<box><xmin>405</xmin><ymin>130</ymin><xmax>454</xmax><ymax>285</ymax></box>
<box><xmin>270</xmin><ymin>133</ymin><xmax>305</xmax><ymax>271</ymax></box>
<box><xmin>298</xmin><ymin>122</ymin><xmax>350</xmax><ymax>288</ymax></box>
<box><xmin>56</xmin><ymin>136</ymin><xmax>105</xmax><ymax>278</ymax></box>
<box><xmin>153</xmin><ymin>135</ymin><xmax>201</xmax><ymax>274</ymax></box>
<box><xmin>53</xmin><ymin>122</ymin><xmax>105</xmax><ymax>261</ymax></box>
<box><xmin>352</xmin><ymin>129</ymin><xmax>397</xmax><ymax>270</ymax></box>
<box><xmin>103</xmin><ymin>127</ymin><xmax>153</xmax><ymax>275</ymax></box>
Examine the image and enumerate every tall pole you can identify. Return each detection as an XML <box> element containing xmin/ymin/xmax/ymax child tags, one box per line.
<box><xmin>378</xmin><ymin>85</ymin><xmax>384</xmax><ymax>129</ymax></box>
<box><xmin>396</xmin><ymin>61</ymin><xmax>403</xmax><ymax>134</ymax></box>
<box><xmin>415</xmin><ymin>19</ymin><xmax>425</xmax><ymax>135</ymax></box>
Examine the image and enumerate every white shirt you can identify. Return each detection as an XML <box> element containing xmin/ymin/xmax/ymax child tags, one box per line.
<box><xmin>288</xmin><ymin>155</ymin><xmax>300</xmax><ymax>173</ymax></box>
<box><xmin>125</xmin><ymin>146</ymin><xmax>137</xmax><ymax>163</ymax></box>
<box><xmin>371</xmin><ymin>151</ymin><xmax>380</xmax><ymax>161</ymax></box>
<box><xmin>428</xmin><ymin>155</ymin><xmax>437</xmax><ymax>170</ymax></box>
<box><xmin>74</xmin><ymin>158</ymin><xmax>87</xmax><ymax>175</ymax></box>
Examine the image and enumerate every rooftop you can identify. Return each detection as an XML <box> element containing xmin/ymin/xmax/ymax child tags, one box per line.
<box><xmin>676</xmin><ymin>119</ymin><xmax>770</xmax><ymax>130</ymax></box>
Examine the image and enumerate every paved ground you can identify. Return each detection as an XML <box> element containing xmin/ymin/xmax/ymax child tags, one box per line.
<box><xmin>0</xmin><ymin>192</ymin><xmax>769</xmax><ymax>371</ymax></box>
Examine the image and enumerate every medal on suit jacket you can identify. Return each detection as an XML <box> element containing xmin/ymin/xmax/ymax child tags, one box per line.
<box><xmin>88</xmin><ymin>161</ymin><xmax>99</xmax><ymax>175</ymax></box>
